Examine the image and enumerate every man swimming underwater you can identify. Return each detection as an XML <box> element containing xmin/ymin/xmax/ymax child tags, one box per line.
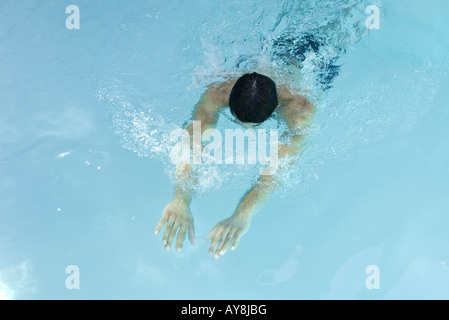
<box><xmin>154</xmin><ymin>71</ymin><xmax>315</xmax><ymax>258</ymax></box>
<box><xmin>155</xmin><ymin>34</ymin><xmax>340</xmax><ymax>258</ymax></box>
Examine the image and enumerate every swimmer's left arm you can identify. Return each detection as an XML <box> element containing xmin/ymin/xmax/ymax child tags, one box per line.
<box><xmin>207</xmin><ymin>91</ymin><xmax>315</xmax><ymax>258</ymax></box>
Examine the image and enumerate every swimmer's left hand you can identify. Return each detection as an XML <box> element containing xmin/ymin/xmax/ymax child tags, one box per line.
<box><xmin>206</xmin><ymin>213</ymin><xmax>251</xmax><ymax>259</ymax></box>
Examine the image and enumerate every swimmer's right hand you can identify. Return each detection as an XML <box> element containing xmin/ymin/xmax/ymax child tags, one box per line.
<box><xmin>154</xmin><ymin>198</ymin><xmax>195</xmax><ymax>252</ymax></box>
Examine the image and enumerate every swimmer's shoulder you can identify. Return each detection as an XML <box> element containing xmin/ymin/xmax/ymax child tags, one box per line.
<box><xmin>206</xmin><ymin>78</ymin><xmax>238</xmax><ymax>108</ymax></box>
<box><xmin>276</xmin><ymin>85</ymin><xmax>315</xmax><ymax>128</ymax></box>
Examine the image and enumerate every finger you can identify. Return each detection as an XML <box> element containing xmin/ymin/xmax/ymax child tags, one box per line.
<box><xmin>162</xmin><ymin>216</ymin><xmax>176</xmax><ymax>246</ymax></box>
<box><xmin>209</xmin><ymin>227</ymin><xmax>223</xmax><ymax>258</ymax></box>
<box><xmin>206</xmin><ymin>226</ymin><xmax>218</xmax><ymax>241</ymax></box>
<box><xmin>154</xmin><ymin>214</ymin><xmax>168</xmax><ymax>235</ymax></box>
<box><xmin>166</xmin><ymin>218</ymin><xmax>182</xmax><ymax>250</ymax></box>
<box><xmin>219</xmin><ymin>228</ymin><xmax>237</xmax><ymax>256</ymax></box>
<box><xmin>216</xmin><ymin>227</ymin><xmax>232</xmax><ymax>255</ymax></box>
<box><xmin>188</xmin><ymin>223</ymin><xmax>195</xmax><ymax>245</ymax></box>
<box><xmin>175</xmin><ymin>222</ymin><xmax>189</xmax><ymax>252</ymax></box>
<box><xmin>231</xmin><ymin>233</ymin><xmax>241</xmax><ymax>251</ymax></box>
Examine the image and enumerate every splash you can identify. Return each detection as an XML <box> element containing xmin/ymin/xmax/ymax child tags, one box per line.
<box><xmin>96</xmin><ymin>78</ymin><xmax>176</xmax><ymax>161</ymax></box>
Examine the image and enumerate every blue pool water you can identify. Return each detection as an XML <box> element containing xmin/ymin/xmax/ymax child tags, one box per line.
<box><xmin>1</xmin><ymin>0</ymin><xmax>449</xmax><ymax>300</ymax></box>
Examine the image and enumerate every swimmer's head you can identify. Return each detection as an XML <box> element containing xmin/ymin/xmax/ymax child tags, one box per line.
<box><xmin>229</xmin><ymin>72</ymin><xmax>278</xmax><ymax>124</ymax></box>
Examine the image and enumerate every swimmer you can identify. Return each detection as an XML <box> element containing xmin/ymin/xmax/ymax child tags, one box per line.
<box><xmin>154</xmin><ymin>72</ymin><xmax>315</xmax><ymax>258</ymax></box>
<box><xmin>155</xmin><ymin>34</ymin><xmax>339</xmax><ymax>258</ymax></box>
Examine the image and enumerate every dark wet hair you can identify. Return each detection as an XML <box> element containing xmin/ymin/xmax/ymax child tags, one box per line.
<box><xmin>229</xmin><ymin>72</ymin><xmax>278</xmax><ymax>124</ymax></box>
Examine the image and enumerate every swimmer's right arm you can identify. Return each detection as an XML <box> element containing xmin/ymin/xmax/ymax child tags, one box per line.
<box><xmin>154</xmin><ymin>81</ymin><xmax>234</xmax><ymax>252</ymax></box>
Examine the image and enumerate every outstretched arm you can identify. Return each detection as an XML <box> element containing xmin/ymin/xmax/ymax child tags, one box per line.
<box><xmin>154</xmin><ymin>81</ymin><xmax>234</xmax><ymax>252</ymax></box>
<box><xmin>207</xmin><ymin>89</ymin><xmax>315</xmax><ymax>258</ymax></box>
